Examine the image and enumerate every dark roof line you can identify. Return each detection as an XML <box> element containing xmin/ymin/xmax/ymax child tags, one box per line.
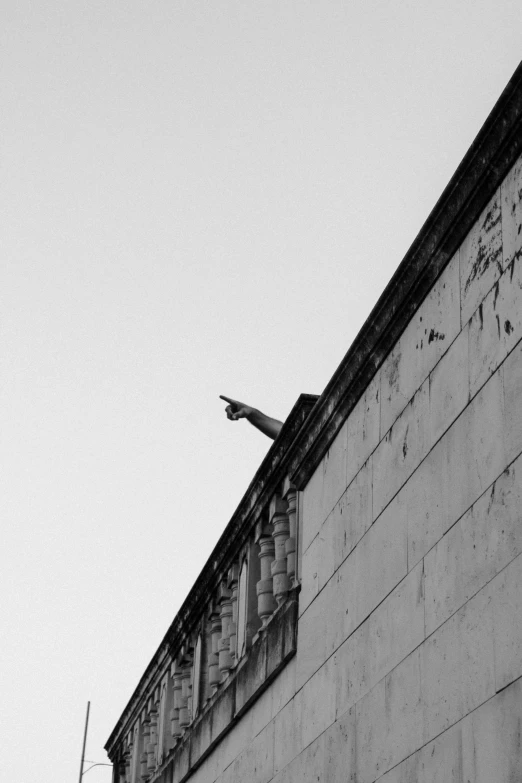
<box><xmin>288</xmin><ymin>59</ymin><xmax>522</xmax><ymax>489</ymax></box>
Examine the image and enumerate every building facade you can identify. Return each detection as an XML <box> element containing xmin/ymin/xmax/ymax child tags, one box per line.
<box><xmin>106</xmin><ymin>63</ymin><xmax>522</xmax><ymax>783</ymax></box>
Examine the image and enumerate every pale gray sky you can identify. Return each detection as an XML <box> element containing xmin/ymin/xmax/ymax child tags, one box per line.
<box><xmin>1</xmin><ymin>1</ymin><xmax>520</xmax><ymax>780</ymax></box>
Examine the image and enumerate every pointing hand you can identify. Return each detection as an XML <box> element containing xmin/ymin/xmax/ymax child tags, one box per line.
<box><xmin>219</xmin><ymin>396</ymin><xmax>254</xmax><ymax>421</ymax></box>
<box><xmin>219</xmin><ymin>395</ymin><xmax>283</xmax><ymax>440</ymax></box>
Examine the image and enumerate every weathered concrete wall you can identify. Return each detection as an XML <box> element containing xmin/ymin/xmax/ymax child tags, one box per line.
<box><xmin>184</xmin><ymin>154</ymin><xmax>522</xmax><ymax>783</ymax></box>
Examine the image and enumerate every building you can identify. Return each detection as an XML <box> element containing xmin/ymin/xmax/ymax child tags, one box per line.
<box><xmin>106</xmin><ymin>62</ymin><xmax>522</xmax><ymax>783</ymax></box>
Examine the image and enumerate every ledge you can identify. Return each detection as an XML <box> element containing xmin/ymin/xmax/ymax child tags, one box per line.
<box><xmin>151</xmin><ymin>599</ymin><xmax>298</xmax><ymax>783</ymax></box>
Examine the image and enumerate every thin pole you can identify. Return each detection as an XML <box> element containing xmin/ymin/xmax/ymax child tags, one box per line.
<box><xmin>78</xmin><ymin>701</ymin><xmax>91</xmax><ymax>783</ymax></box>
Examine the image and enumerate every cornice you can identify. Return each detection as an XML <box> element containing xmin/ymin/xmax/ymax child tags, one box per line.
<box><xmin>288</xmin><ymin>59</ymin><xmax>522</xmax><ymax>489</ymax></box>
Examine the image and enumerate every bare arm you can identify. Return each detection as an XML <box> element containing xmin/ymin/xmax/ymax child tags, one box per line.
<box><xmin>219</xmin><ymin>396</ymin><xmax>283</xmax><ymax>440</ymax></box>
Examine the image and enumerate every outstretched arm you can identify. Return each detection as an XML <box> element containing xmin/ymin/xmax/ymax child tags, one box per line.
<box><xmin>219</xmin><ymin>396</ymin><xmax>283</xmax><ymax>440</ymax></box>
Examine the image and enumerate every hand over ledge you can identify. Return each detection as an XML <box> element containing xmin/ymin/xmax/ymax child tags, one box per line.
<box><xmin>219</xmin><ymin>396</ymin><xmax>283</xmax><ymax>440</ymax></box>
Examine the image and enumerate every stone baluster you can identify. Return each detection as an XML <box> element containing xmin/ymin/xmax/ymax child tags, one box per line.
<box><xmin>163</xmin><ymin>675</ymin><xmax>175</xmax><ymax>754</ymax></box>
<box><xmin>146</xmin><ymin>697</ymin><xmax>157</xmax><ymax>773</ymax></box>
<box><xmin>140</xmin><ymin>715</ymin><xmax>150</xmax><ymax>782</ymax></box>
<box><xmin>140</xmin><ymin>750</ymin><xmax>149</xmax><ymax>782</ymax></box>
<box><xmin>201</xmin><ymin>623</ymin><xmax>212</xmax><ymax>706</ymax></box>
<box><xmin>228</xmin><ymin>564</ymin><xmax>239</xmax><ymax>664</ymax></box>
<box><xmin>270</xmin><ymin>494</ymin><xmax>290</xmax><ymax>606</ymax></box>
<box><xmin>153</xmin><ymin>688</ymin><xmax>162</xmax><ymax>765</ymax></box>
<box><xmin>208</xmin><ymin>605</ymin><xmax>222</xmax><ymax>694</ymax></box>
<box><xmin>283</xmin><ymin>478</ymin><xmax>298</xmax><ymax>586</ymax></box>
<box><xmin>123</xmin><ymin>737</ymin><xmax>131</xmax><ymax>783</ymax></box>
<box><xmin>170</xmin><ymin>664</ymin><xmax>182</xmax><ymax>740</ymax></box>
<box><xmin>122</xmin><ymin>747</ymin><xmax>131</xmax><ymax>783</ymax></box>
<box><xmin>256</xmin><ymin>518</ymin><xmax>276</xmax><ymax>626</ymax></box>
<box><xmin>218</xmin><ymin>583</ymin><xmax>233</xmax><ymax>680</ymax></box>
<box><xmin>146</xmin><ymin>741</ymin><xmax>155</xmax><ymax>774</ymax></box>
<box><xmin>179</xmin><ymin>650</ymin><xmax>193</xmax><ymax>729</ymax></box>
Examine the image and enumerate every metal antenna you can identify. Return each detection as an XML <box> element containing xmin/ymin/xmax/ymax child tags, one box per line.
<box><xmin>78</xmin><ymin>701</ymin><xmax>91</xmax><ymax>783</ymax></box>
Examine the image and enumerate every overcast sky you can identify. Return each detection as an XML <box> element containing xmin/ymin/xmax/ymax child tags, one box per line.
<box><xmin>1</xmin><ymin>1</ymin><xmax>520</xmax><ymax>780</ymax></box>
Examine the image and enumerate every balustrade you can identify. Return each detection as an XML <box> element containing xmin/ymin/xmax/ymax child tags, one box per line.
<box><xmin>139</xmin><ymin>750</ymin><xmax>148</xmax><ymax>783</ymax></box>
<box><xmin>153</xmin><ymin>689</ymin><xmax>160</xmax><ymax>747</ymax></box>
<box><xmin>270</xmin><ymin>494</ymin><xmax>290</xmax><ymax>606</ymax></box>
<box><xmin>170</xmin><ymin>664</ymin><xmax>182</xmax><ymax>740</ymax></box>
<box><xmin>146</xmin><ymin>696</ymin><xmax>157</xmax><ymax>773</ymax></box>
<box><xmin>140</xmin><ymin>715</ymin><xmax>150</xmax><ymax>782</ymax></box>
<box><xmin>207</xmin><ymin>606</ymin><xmax>222</xmax><ymax>694</ymax></box>
<box><xmin>156</xmin><ymin>677</ymin><xmax>169</xmax><ymax>764</ymax></box>
<box><xmin>105</xmin><ymin>394</ymin><xmax>318</xmax><ymax>783</ymax></box>
<box><xmin>122</xmin><ymin>746</ymin><xmax>131</xmax><ymax>783</ymax></box>
<box><xmin>178</xmin><ymin>651</ymin><xmax>193</xmax><ymax>729</ymax></box>
<box><xmin>284</xmin><ymin>479</ymin><xmax>298</xmax><ymax>586</ymax></box>
<box><xmin>256</xmin><ymin>520</ymin><xmax>276</xmax><ymax>626</ymax></box>
<box><xmin>108</xmin><ymin>478</ymin><xmax>304</xmax><ymax>782</ymax></box>
<box><xmin>129</xmin><ymin>724</ymin><xmax>140</xmax><ymax>783</ymax></box>
<box><xmin>218</xmin><ymin>584</ymin><xmax>233</xmax><ymax>680</ymax></box>
<box><xmin>109</xmin><ymin>482</ymin><xmax>300</xmax><ymax>782</ymax></box>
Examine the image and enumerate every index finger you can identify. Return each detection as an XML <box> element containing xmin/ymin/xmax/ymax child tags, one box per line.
<box><xmin>219</xmin><ymin>395</ymin><xmax>237</xmax><ymax>405</ymax></box>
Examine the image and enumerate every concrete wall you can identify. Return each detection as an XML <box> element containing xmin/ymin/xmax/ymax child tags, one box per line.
<box><xmin>185</xmin><ymin>153</ymin><xmax>522</xmax><ymax>783</ymax></box>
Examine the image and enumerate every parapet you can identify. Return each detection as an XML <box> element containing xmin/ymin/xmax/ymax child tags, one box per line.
<box><xmin>105</xmin><ymin>393</ymin><xmax>318</xmax><ymax>783</ymax></box>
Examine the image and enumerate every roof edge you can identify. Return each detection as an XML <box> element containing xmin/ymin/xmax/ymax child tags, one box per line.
<box><xmin>288</xmin><ymin>59</ymin><xmax>522</xmax><ymax>489</ymax></box>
